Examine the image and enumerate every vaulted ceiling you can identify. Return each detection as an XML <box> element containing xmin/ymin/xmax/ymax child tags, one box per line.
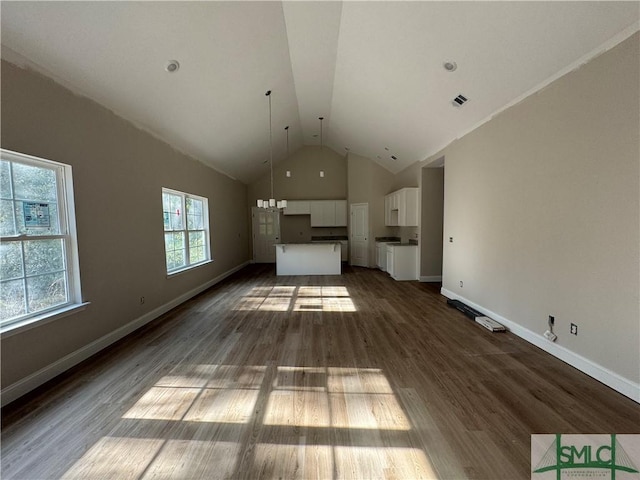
<box><xmin>2</xmin><ymin>2</ymin><xmax>638</xmax><ymax>184</ymax></box>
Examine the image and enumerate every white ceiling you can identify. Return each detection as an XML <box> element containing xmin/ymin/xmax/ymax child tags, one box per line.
<box><xmin>2</xmin><ymin>1</ymin><xmax>638</xmax><ymax>184</ymax></box>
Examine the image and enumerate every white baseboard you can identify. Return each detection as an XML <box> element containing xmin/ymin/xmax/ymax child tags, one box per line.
<box><xmin>1</xmin><ymin>261</ymin><xmax>249</xmax><ymax>407</ymax></box>
<box><xmin>420</xmin><ymin>276</ymin><xmax>442</xmax><ymax>282</ymax></box>
<box><xmin>441</xmin><ymin>288</ymin><xmax>640</xmax><ymax>404</ymax></box>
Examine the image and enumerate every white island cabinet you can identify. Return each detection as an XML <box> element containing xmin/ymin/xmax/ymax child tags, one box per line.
<box><xmin>275</xmin><ymin>243</ymin><xmax>341</xmax><ymax>276</ymax></box>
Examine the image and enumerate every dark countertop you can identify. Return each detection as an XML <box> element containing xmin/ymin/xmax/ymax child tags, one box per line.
<box><xmin>275</xmin><ymin>242</ymin><xmax>341</xmax><ymax>246</ymax></box>
<box><xmin>375</xmin><ymin>236</ymin><xmax>401</xmax><ymax>242</ymax></box>
<box><xmin>311</xmin><ymin>236</ymin><xmax>348</xmax><ymax>241</ymax></box>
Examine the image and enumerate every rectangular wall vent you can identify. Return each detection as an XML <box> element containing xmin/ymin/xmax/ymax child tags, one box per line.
<box><xmin>452</xmin><ymin>94</ymin><xmax>469</xmax><ymax>107</ymax></box>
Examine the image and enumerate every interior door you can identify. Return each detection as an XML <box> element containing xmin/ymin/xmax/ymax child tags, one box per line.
<box><xmin>350</xmin><ymin>203</ymin><xmax>369</xmax><ymax>267</ymax></box>
<box><xmin>252</xmin><ymin>207</ymin><xmax>280</xmax><ymax>263</ymax></box>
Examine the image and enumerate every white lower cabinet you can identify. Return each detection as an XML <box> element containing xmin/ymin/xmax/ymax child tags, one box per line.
<box><xmin>386</xmin><ymin>248</ymin><xmax>394</xmax><ymax>276</ymax></box>
<box><xmin>386</xmin><ymin>244</ymin><xmax>418</xmax><ymax>281</ymax></box>
<box><xmin>376</xmin><ymin>242</ymin><xmax>393</xmax><ymax>271</ymax></box>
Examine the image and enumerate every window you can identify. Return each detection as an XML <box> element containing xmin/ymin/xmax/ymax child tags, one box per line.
<box><xmin>0</xmin><ymin>149</ymin><xmax>83</xmax><ymax>331</ymax></box>
<box><xmin>162</xmin><ymin>188</ymin><xmax>210</xmax><ymax>274</ymax></box>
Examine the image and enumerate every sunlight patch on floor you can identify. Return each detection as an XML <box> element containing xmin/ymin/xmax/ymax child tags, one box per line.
<box><xmin>252</xmin><ymin>443</ymin><xmax>334</xmax><ymax>479</ymax></box>
<box><xmin>183</xmin><ymin>388</ymin><xmax>259</xmax><ymax>424</ymax></box>
<box><xmin>250</xmin><ymin>443</ymin><xmax>438</xmax><ymax>479</ymax></box>
<box><xmin>264</xmin><ymin>390</ymin><xmax>332</xmax><ymax>427</ymax></box>
<box><xmin>139</xmin><ymin>440</ymin><xmax>241</xmax><ymax>479</ymax></box>
<box><xmin>122</xmin><ymin>386</ymin><xmax>201</xmax><ymax>421</ymax></box>
<box><xmin>333</xmin><ymin>446</ymin><xmax>438</xmax><ymax>479</ymax></box>
<box><xmin>234</xmin><ymin>285</ymin><xmax>356</xmax><ymax>312</ymax></box>
<box><xmin>64</xmin><ymin>364</ymin><xmax>437</xmax><ymax>479</ymax></box>
<box><xmin>154</xmin><ymin>364</ymin><xmax>219</xmax><ymax>388</ymax></box>
<box><xmin>264</xmin><ymin>366</ymin><xmax>410</xmax><ymax>430</ymax></box>
<box><xmin>297</xmin><ymin>286</ymin><xmax>349</xmax><ymax>297</ymax></box>
<box><xmin>293</xmin><ymin>297</ymin><xmax>356</xmax><ymax>312</ymax></box>
<box><xmin>60</xmin><ymin>437</ymin><xmax>164</xmax><ymax>480</ymax></box>
<box><xmin>327</xmin><ymin>367</ymin><xmax>394</xmax><ymax>394</ymax></box>
<box><xmin>124</xmin><ymin>365</ymin><xmax>265</xmax><ymax>422</ymax></box>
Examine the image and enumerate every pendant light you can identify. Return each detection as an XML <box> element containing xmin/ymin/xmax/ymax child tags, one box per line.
<box><xmin>284</xmin><ymin>126</ymin><xmax>291</xmax><ymax>178</ymax></box>
<box><xmin>318</xmin><ymin>116</ymin><xmax>325</xmax><ymax>178</ymax></box>
<box><xmin>256</xmin><ymin>90</ymin><xmax>287</xmax><ymax>210</ymax></box>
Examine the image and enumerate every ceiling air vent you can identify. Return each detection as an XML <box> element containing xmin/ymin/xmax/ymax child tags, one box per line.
<box><xmin>452</xmin><ymin>94</ymin><xmax>469</xmax><ymax>107</ymax></box>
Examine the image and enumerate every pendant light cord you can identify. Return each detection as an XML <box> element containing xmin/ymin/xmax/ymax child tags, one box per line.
<box><xmin>319</xmin><ymin>116</ymin><xmax>324</xmax><ymax>149</ymax></box>
<box><xmin>267</xmin><ymin>90</ymin><xmax>274</xmax><ymax>200</ymax></box>
<box><xmin>285</xmin><ymin>125</ymin><xmax>289</xmax><ymax>157</ymax></box>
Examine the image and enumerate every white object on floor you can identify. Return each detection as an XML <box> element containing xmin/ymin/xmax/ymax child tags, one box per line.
<box><xmin>475</xmin><ymin>316</ymin><xmax>506</xmax><ymax>332</ymax></box>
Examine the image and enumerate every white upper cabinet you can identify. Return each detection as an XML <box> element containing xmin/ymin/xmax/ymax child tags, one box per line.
<box><xmin>283</xmin><ymin>200</ymin><xmax>310</xmax><ymax>215</ymax></box>
<box><xmin>384</xmin><ymin>188</ymin><xmax>418</xmax><ymax>227</ymax></box>
<box><xmin>310</xmin><ymin>200</ymin><xmax>347</xmax><ymax>227</ymax></box>
<box><xmin>284</xmin><ymin>199</ymin><xmax>347</xmax><ymax>226</ymax></box>
<box><xmin>334</xmin><ymin>200</ymin><xmax>347</xmax><ymax>226</ymax></box>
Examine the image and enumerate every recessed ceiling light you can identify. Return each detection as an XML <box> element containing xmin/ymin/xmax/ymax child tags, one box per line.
<box><xmin>166</xmin><ymin>60</ymin><xmax>180</xmax><ymax>73</ymax></box>
<box><xmin>443</xmin><ymin>61</ymin><xmax>457</xmax><ymax>72</ymax></box>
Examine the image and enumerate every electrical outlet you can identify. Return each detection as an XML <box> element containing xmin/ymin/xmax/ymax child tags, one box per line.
<box><xmin>570</xmin><ymin>323</ymin><xmax>578</xmax><ymax>335</ymax></box>
<box><xmin>449</xmin><ymin>237</ymin><xmax>453</xmax><ymax>243</ymax></box>
<box><xmin>549</xmin><ymin>315</ymin><xmax>555</xmax><ymax>326</ymax></box>
<box><xmin>459</xmin><ymin>281</ymin><xmax>463</xmax><ymax>288</ymax></box>
<box><xmin>140</xmin><ymin>296</ymin><xmax>145</xmax><ymax>305</ymax></box>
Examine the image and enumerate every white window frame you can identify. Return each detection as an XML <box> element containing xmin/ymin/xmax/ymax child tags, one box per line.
<box><xmin>162</xmin><ymin>187</ymin><xmax>211</xmax><ymax>275</ymax></box>
<box><xmin>0</xmin><ymin>149</ymin><xmax>85</xmax><ymax>335</ymax></box>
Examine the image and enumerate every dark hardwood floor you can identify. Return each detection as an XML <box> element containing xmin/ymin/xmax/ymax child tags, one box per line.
<box><xmin>2</xmin><ymin>264</ymin><xmax>638</xmax><ymax>479</ymax></box>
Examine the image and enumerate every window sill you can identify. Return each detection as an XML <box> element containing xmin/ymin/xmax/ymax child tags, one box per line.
<box><xmin>0</xmin><ymin>302</ymin><xmax>91</xmax><ymax>338</ymax></box>
<box><xmin>166</xmin><ymin>259</ymin><xmax>213</xmax><ymax>278</ymax></box>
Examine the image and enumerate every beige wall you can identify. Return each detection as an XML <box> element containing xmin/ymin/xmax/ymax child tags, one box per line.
<box><xmin>420</xmin><ymin>167</ymin><xmax>444</xmax><ymax>278</ymax></box>
<box><xmin>248</xmin><ymin>145</ymin><xmax>347</xmax><ymax>204</ymax></box>
<box><xmin>247</xmin><ymin>145</ymin><xmax>348</xmax><ymax>250</ymax></box>
<box><xmin>441</xmin><ymin>33</ymin><xmax>639</xmax><ymax>383</ymax></box>
<box><xmin>347</xmin><ymin>152</ymin><xmax>395</xmax><ymax>266</ymax></box>
<box><xmin>1</xmin><ymin>60</ymin><xmax>250</xmax><ymax>389</ymax></box>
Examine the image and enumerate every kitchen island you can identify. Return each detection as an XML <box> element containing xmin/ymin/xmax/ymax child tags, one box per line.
<box><xmin>275</xmin><ymin>243</ymin><xmax>341</xmax><ymax>276</ymax></box>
